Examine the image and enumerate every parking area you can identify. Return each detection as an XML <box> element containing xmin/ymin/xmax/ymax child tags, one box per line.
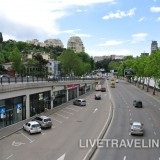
<box><xmin>0</xmin><ymin>89</ymin><xmax>110</xmax><ymax>160</ymax></box>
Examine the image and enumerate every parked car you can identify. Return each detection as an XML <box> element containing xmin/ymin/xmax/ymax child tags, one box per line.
<box><xmin>47</xmin><ymin>75</ymin><xmax>58</xmax><ymax>81</ymax></box>
<box><xmin>23</xmin><ymin>121</ymin><xmax>41</xmax><ymax>134</ymax></box>
<box><xmin>130</xmin><ymin>122</ymin><xmax>144</xmax><ymax>136</ymax></box>
<box><xmin>0</xmin><ymin>74</ymin><xmax>10</xmax><ymax>78</ymax></box>
<box><xmin>133</xmin><ymin>100</ymin><xmax>143</xmax><ymax>108</ymax></box>
<box><xmin>33</xmin><ymin>115</ymin><xmax>52</xmax><ymax>129</ymax></box>
<box><xmin>95</xmin><ymin>94</ymin><xmax>101</xmax><ymax>100</ymax></box>
<box><xmin>73</xmin><ymin>99</ymin><xmax>86</xmax><ymax>106</ymax></box>
<box><xmin>101</xmin><ymin>87</ymin><xmax>106</xmax><ymax>92</ymax></box>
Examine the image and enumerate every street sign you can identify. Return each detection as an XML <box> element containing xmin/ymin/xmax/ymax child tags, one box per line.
<box><xmin>124</xmin><ymin>69</ymin><xmax>134</xmax><ymax>76</ymax></box>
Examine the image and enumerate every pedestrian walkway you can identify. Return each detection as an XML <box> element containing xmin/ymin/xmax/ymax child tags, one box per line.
<box><xmin>131</xmin><ymin>81</ymin><xmax>160</xmax><ymax>101</ymax></box>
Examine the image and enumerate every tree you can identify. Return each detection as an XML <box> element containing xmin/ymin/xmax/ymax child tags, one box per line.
<box><xmin>32</xmin><ymin>53</ymin><xmax>49</xmax><ymax>77</ymax></box>
<box><xmin>9</xmin><ymin>47</ymin><xmax>24</xmax><ymax>74</ymax></box>
<box><xmin>58</xmin><ymin>49</ymin><xmax>83</xmax><ymax>76</ymax></box>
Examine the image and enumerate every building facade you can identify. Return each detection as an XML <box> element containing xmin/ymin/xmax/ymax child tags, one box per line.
<box><xmin>67</xmin><ymin>36</ymin><xmax>85</xmax><ymax>53</ymax></box>
<box><xmin>151</xmin><ymin>41</ymin><xmax>158</xmax><ymax>53</ymax></box>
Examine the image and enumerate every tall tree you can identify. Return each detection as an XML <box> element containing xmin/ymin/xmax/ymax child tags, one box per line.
<box><xmin>58</xmin><ymin>49</ymin><xmax>83</xmax><ymax>76</ymax></box>
<box><xmin>9</xmin><ymin>47</ymin><xmax>24</xmax><ymax>74</ymax></box>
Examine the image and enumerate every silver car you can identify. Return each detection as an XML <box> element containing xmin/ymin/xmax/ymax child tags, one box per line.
<box><xmin>130</xmin><ymin>122</ymin><xmax>144</xmax><ymax>136</ymax></box>
<box><xmin>33</xmin><ymin>115</ymin><xmax>52</xmax><ymax>129</ymax></box>
<box><xmin>23</xmin><ymin>121</ymin><xmax>41</xmax><ymax>134</ymax></box>
<box><xmin>73</xmin><ymin>99</ymin><xmax>86</xmax><ymax>106</ymax></box>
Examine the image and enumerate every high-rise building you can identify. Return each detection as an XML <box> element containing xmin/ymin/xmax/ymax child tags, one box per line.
<box><xmin>44</xmin><ymin>39</ymin><xmax>64</xmax><ymax>48</ymax></box>
<box><xmin>67</xmin><ymin>36</ymin><xmax>85</xmax><ymax>53</ymax></box>
<box><xmin>0</xmin><ymin>32</ymin><xmax>3</xmax><ymax>51</ymax></box>
<box><xmin>151</xmin><ymin>41</ymin><xmax>158</xmax><ymax>53</ymax></box>
<box><xmin>0</xmin><ymin>32</ymin><xmax>3</xmax><ymax>43</ymax></box>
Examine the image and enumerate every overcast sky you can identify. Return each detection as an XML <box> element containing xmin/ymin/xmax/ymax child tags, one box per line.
<box><xmin>0</xmin><ymin>0</ymin><xmax>160</xmax><ymax>57</ymax></box>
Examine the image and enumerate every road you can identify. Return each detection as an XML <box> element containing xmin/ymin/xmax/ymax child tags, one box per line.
<box><xmin>91</xmin><ymin>79</ymin><xmax>160</xmax><ymax>160</ymax></box>
<box><xmin>0</xmin><ymin>81</ymin><xmax>111</xmax><ymax>160</ymax></box>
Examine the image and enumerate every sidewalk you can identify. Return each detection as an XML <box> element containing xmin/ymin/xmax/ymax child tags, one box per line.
<box><xmin>131</xmin><ymin>81</ymin><xmax>160</xmax><ymax>102</ymax></box>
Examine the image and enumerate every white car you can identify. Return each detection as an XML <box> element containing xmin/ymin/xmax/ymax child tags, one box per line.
<box><xmin>23</xmin><ymin>121</ymin><xmax>41</xmax><ymax>134</ymax></box>
<box><xmin>116</xmin><ymin>79</ymin><xmax>119</xmax><ymax>83</ymax></box>
<box><xmin>130</xmin><ymin>122</ymin><xmax>144</xmax><ymax>136</ymax></box>
<box><xmin>73</xmin><ymin>99</ymin><xmax>86</xmax><ymax>106</ymax></box>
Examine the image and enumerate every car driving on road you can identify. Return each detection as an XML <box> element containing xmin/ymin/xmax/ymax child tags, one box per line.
<box><xmin>101</xmin><ymin>87</ymin><xmax>106</xmax><ymax>92</ymax></box>
<box><xmin>95</xmin><ymin>94</ymin><xmax>101</xmax><ymax>100</ymax></box>
<box><xmin>133</xmin><ymin>100</ymin><xmax>143</xmax><ymax>108</ymax></box>
<box><xmin>130</xmin><ymin>122</ymin><xmax>144</xmax><ymax>136</ymax></box>
<box><xmin>73</xmin><ymin>99</ymin><xmax>86</xmax><ymax>106</ymax></box>
<box><xmin>23</xmin><ymin>121</ymin><xmax>41</xmax><ymax>134</ymax></box>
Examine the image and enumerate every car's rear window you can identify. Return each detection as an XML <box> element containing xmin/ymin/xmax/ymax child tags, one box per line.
<box><xmin>32</xmin><ymin>124</ymin><xmax>40</xmax><ymax>128</ymax></box>
<box><xmin>44</xmin><ymin>118</ymin><xmax>51</xmax><ymax>122</ymax></box>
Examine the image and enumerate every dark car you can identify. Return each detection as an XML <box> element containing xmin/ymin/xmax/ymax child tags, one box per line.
<box><xmin>133</xmin><ymin>100</ymin><xmax>143</xmax><ymax>108</ymax></box>
<box><xmin>101</xmin><ymin>87</ymin><xmax>106</xmax><ymax>92</ymax></box>
<box><xmin>95</xmin><ymin>94</ymin><xmax>101</xmax><ymax>100</ymax></box>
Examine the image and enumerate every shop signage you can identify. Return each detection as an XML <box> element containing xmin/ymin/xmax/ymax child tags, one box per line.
<box><xmin>0</xmin><ymin>107</ymin><xmax>6</xmax><ymax>119</ymax></box>
<box><xmin>66</xmin><ymin>84</ymin><xmax>79</xmax><ymax>90</ymax></box>
<box><xmin>16</xmin><ymin>103</ymin><xmax>22</xmax><ymax>113</ymax></box>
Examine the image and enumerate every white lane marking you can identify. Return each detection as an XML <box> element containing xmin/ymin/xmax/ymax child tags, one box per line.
<box><xmin>42</xmin><ymin>133</ymin><xmax>45</xmax><ymax>135</ymax></box>
<box><xmin>130</xmin><ymin>118</ymin><xmax>132</xmax><ymax>121</ymax></box>
<box><xmin>154</xmin><ymin>131</ymin><xmax>156</xmax><ymax>135</ymax></box>
<box><xmin>66</xmin><ymin>107</ymin><xmax>79</xmax><ymax>112</ymax></box>
<box><xmin>159</xmin><ymin>108</ymin><xmax>160</xmax><ymax>111</ymax></box>
<box><xmin>61</xmin><ymin>110</ymin><xmax>73</xmax><ymax>115</ymax></box>
<box><xmin>20</xmin><ymin>132</ymin><xmax>34</xmax><ymax>143</ymax></box>
<box><xmin>83</xmin><ymin>97</ymin><xmax>112</xmax><ymax>160</ymax></box>
<box><xmin>93</xmin><ymin>108</ymin><xmax>98</xmax><ymax>113</ymax></box>
<box><xmin>12</xmin><ymin>141</ymin><xmax>25</xmax><ymax>147</ymax></box>
<box><xmin>6</xmin><ymin>154</ymin><xmax>13</xmax><ymax>159</ymax></box>
<box><xmin>57</xmin><ymin>153</ymin><xmax>66</xmax><ymax>160</ymax></box>
<box><xmin>52</xmin><ymin>126</ymin><xmax>56</xmax><ymax>129</ymax></box>
<box><xmin>123</xmin><ymin>155</ymin><xmax>126</xmax><ymax>160</ymax></box>
<box><xmin>55</xmin><ymin>113</ymin><xmax>69</xmax><ymax>119</ymax></box>
<box><xmin>129</xmin><ymin>109</ymin><xmax>130</xmax><ymax>112</ymax></box>
<box><xmin>52</xmin><ymin>117</ymin><xmax>62</xmax><ymax>123</ymax></box>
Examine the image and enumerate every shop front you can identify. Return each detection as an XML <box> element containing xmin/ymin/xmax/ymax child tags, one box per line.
<box><xmin>53</xmin><ymin>90</ymin><xmax>67</xmax><ymax>107</ymax></box>
<box><xmin>30</xmin><ymin>91</ymin><xmax>51</xmax><ymax>117</ymax></box>
<box><xmin>79</xmin><ymin>84</ymin><xmax>86</xmax><ymax>96</ymax></box>
<box><xmin>66</xmin><ymin>84</ymin><xmax>79</xmax><ymax>101</ymax></box>
<box><xmin>0</xmin><ymin>96</ymin><xmax>26</xmax><ymax>129</ymax></box>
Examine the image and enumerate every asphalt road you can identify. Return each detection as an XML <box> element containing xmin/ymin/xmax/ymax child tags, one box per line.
<box><xmin>91</xmin><ymin>79</ymin><xmax>160</xmax><ymax>160</ymax></box>
<box><xmin>0</xmin><ymin>81</ymin><xmax>111</xmax><ymax>160</ymax></box>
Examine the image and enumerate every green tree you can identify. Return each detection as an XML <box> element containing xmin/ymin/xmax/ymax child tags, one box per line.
<box><xmin>32</xmin><ymin>53</ymin><xmax>49</xmax><ymax>77</ymax></box>
<box><xmin>58</xmin><ymin>49</ymin><xmax>83</xmax><ymax>76</ymax></box>
<box><xmin>9</xmin><ymin>47</ymin><xmax>24</xmax><ymax>74</ymax></box>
